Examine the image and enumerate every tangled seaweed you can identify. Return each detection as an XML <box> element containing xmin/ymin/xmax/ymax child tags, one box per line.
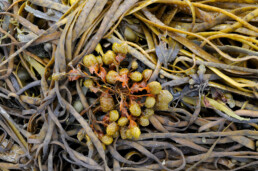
<box><xmin>0</xmin><ymin>0</ymin><xmax>258</xmax><ymax>170</ymax></box>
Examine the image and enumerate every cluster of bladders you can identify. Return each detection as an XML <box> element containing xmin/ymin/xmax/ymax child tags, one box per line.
<box><xmin>65</xmin><ymin>42</ymin><xmax>173</xmax><ymax>145</ymax></box>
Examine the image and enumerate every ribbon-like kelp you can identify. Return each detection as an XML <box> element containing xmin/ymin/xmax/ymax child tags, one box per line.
<box><xmin>0</xmin><ymin>0</ymin><xmax>258</xmax><ymax>170</ymax></box>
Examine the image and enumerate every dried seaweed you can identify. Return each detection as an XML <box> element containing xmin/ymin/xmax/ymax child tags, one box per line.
<box><xmin>0</xmin><ymin>0</ymin><xmax>258</xmax><ymax>170</ymax></box>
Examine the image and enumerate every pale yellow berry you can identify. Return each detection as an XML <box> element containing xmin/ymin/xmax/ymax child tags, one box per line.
<box><xmin>109</xmin><ymin>110</ymin><xmax>119</xmax><ymax>122</ymax></box>
<box><xmin>155</xmin><ymin>102</ymin><xmax>169</xmax><ymax>110</ymax></box>
<box><xmin>126</xmin><ymin>129</ymin><xmax>133</xmax><ymax>139</ymax></box>
<box><xmin>129</xmin><ymin>102</ymin><xmax>141</xmax><ymax>117</ymax></box>
<box><xmin>145</xmin><ymin>96</ymin><xmax>156</xmax><ymax>108</ymax></box>
<box><xmin>95</xmin><ymin>43</ymin><xmax>104</xmax><ymax>56</ymax></box>
<box><xmin>120</xmin><ymin>126</ymin><xmax>127</xmax><ymax>139</ymax></box>
<box><xmin>96</xmin><ymin>56</ymin><xmax>103</xmax><ymax>65</ymax></box>
<box><xmin>101</xmin><ymin>135</ymin><xmax>113</xmax><ymax>145</ymax></box>
<box><xmin>131</xmin><ymin>60</ymin><xmax>138</xmax><ymax>70</ymax></box>
<box><xmin>73</xmin><ymin>100</ymin><xmax>83</xmax><ymax>113</ymax></box>
<box><xmin>106</xmin><ymin>70</ymin><xmax>119</xmax><ymax>84</ymax></box>
<box><xmin>83</xmin><ymin>79</ymin><xmax>94</xmax><ymax>88</ymax></box>
<box><xmin>142</xmin><ymin>69</ymin><xmax>153</xmax><ymax>80</ymax></box>
<box><xmin>112</xmin><ymin>42</ymin><xmax>128</xmax><ymax>54</ymax></box>
<box><xmin>119</xmin><ymin>68</ymin><xmax>129</xmax><ymax>75</ymax></box>
<box><xmin>130</xmin><ymin>71</ymin><xmax>143</xmax><ymax>82</ymax></box>
<box><xmin>124</xmin><ymin>27</ymin><xmax>137</xmax><ymax>42</ymax></box>
<box><xmin>139</xmin><ymin>116</ymin><xmax>149</xmax><ymax>127</ymax></box>
<box><xmin>100</xmin><ymin>93</ymin><xmax>115</xmax><ymax>112</ymax></box>
<box><xmin>147</xmin><ymin>81</ymin><xmax>162</xmax><ymax>95</ymax></box>
<box><xmin>156</xmin><ymin>90</ymin><xmax>173</xmax><ymax>103</ymax></box>
<box><xmin>103</xmin><ymin>50</ymin><xmax>116</xmax><ymax>65</ymax></box>
<box><xmin>83</xmin><ymin>54</ymin><xmax>97</xmax><ymax>67</ymax></box>
<box><xmin>118</xmin><ymin>117</ymin><xmax>129</xmax><ymax>126</ymax></box>
<box><xmin>130</xmin><ymin>126</ymin><xmax>141</xmax><ymax>139</ymax></box>
<box><xmin>143</xmin><ymin>108</ymin><xmax>154</xmax><ymax>118</ymax></box>
<box><xmin>106</xmin><ymin>122</ymin><xmax>119</xmax><ymax>136</ymax></box>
